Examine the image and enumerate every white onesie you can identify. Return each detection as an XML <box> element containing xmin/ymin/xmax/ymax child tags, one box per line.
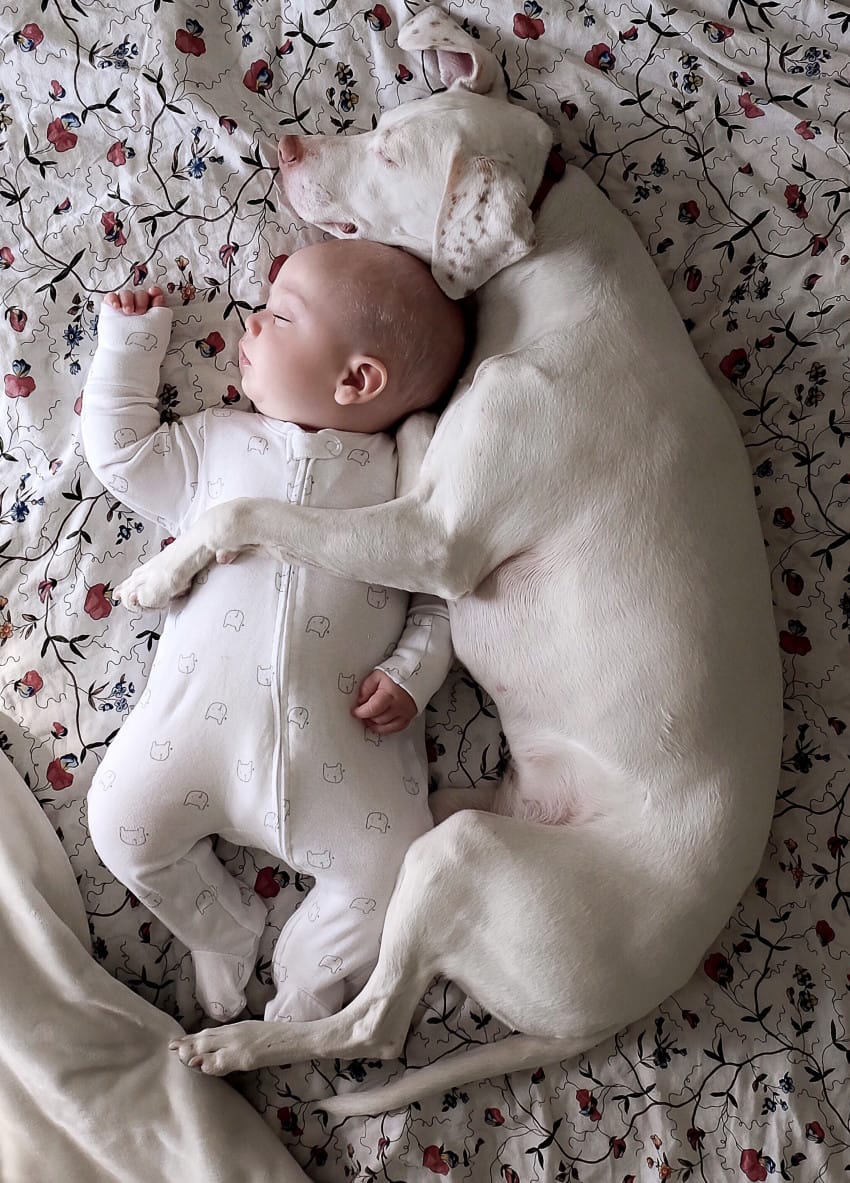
<box><xmin>81</xmin><ymin>305</ymin><xmax>453</xmax><ymax>1023</ymax></box>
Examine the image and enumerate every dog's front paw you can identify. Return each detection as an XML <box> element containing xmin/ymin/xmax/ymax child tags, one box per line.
<box><xmin>169</xmin><ymin>1020</ymin><xmax>271</xmax><ymax>1075</ymax></box>
<box><xmin>115</xmin><ymin>560</ymin><xmax>189</xmax><ymax>610</ymax></box>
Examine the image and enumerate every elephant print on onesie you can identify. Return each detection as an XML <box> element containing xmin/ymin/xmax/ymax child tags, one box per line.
<box><xmin>80</xmin><ymin>241</ymin><xmax>460</xmax><ymax>1026</ymax></box>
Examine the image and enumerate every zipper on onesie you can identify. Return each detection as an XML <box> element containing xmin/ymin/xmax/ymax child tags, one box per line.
<box><xmin>274</xmin><ymin>456</ymin><xmax>312</xmax><ymax>867</ymax></box>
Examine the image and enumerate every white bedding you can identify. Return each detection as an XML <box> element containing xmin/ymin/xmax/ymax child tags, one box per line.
<box><xmin>2</xmin><ymin>0</ymin><xmax>849</xmax><ymax>1178</ymax></box>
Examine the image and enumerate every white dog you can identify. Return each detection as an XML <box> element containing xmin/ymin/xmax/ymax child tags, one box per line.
<box><xmin>116</xmin><ymin>7</ymin><xmax>782</xmax><ymax>1117</ymax></box>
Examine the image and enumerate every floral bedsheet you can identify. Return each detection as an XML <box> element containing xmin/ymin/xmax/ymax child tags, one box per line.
<box><xmin>1</xmin><ymin>0</ymin><xmax>849</xmax><ymax>1179</ymax></box>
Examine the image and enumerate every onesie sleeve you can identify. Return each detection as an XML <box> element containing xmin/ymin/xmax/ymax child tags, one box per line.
<box><xmin>80</xmin><ymin>303</ymin><xmax>203</xmax><ymax>534</ymax></box>
<box><xmin>374</xmin><ymin>593</ymin><xmax>453</xmax><ymax>716</ymax></box>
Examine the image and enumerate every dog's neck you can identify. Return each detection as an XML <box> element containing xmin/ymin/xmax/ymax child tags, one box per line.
<box><xmin>530</xmin><ymin>147</ymin><xmax>567</xmax><ymax>217</ymax></box>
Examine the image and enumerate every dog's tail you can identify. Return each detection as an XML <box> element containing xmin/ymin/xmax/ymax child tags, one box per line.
<box><xmin>318</xmin><ymin>1028</ymin><xmax>619</xmax><ymax>1119</ymax></box>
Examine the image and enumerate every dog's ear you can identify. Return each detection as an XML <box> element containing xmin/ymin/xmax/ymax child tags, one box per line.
<box><xmin>432</xmin><ymin>153</ymin><xmax>535</xmax><ymax>298</ymax></box>
<box><xmin>398</xmin><ymin>7</ymin><xmax>506</xmax><ymax>97</ymax></box>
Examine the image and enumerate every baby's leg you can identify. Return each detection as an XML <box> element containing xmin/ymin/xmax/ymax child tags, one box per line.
<box><xmin>87</xmin><ymin>754</ymin><xmax>268</xmax><ymax>1021</ymax></box>
<box><xmin>264</xmin><ymin>882</ymin><xmax>387</xmax><ymax>1022</ymax></box>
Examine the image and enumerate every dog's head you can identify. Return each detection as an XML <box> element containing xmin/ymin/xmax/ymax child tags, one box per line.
<box><xmin>276</xmin><ymin>6</ymin><xmax>553</xmax><ymax>297</ymax></box>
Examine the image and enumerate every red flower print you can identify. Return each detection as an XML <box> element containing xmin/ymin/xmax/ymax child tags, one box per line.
<box><xmin>176</xmin><ymin>28</ymin><xmax>206</xmax><ymax>56</ymax></box>
<box><xmin>396</xmin><ymin>64</ymin><xmax>413</xmax><ymax>83</ymax></box>
<box><xmin>0</xmin><ymin>246</ymin><xmax>14</xmax><ymax>268</ymax></box>
<box><xmin>687</xmin><ymin>1127</ymin><xmax>705</xmax><ymax>1150</ymax></box>
<box><xmin>738</xmin><ymin>93</ymin><xmax>764</xmax><ymax>118</ymax></box>
<box><xmin>223</xmin><ymin>384</ymin><xmax>240</xmax><ymax>405</ymax></box>
<box><xmin>678</xmin><ymin>199</ymin><xmax>700</xmax><ymax>223</ymax></box>
<box><xmin>101</xmin><ymin>211</ymin><xmax>127</xmax><ymax>246</ymax></box>
<box><xmin>514</xmin><ymin>13</ymin><xmax>545</xmax><ymax>39</ymax></box>
<box><xmin>18</xmin><ymin>670</ymin><xmax>44</xmax><ymax>697</ymax></box>
<box><xmin>501</xmin><ymin>1169</ymin><xmax>520</xmax><ymax>1183</ymax></box>
<box><xmin>739</xmin><ymin>162</ymin><xmax>753</xmax><ymax>176</ymax></box>
<box><xmin>704</xmin><ymin>21</ymin><xmax>734</xmax><ymax>42</ymax></box>
<box><xmin>619</xmin><ymin>26</ymin><xmax>638</xmax><ymax>41</ymax></box>
<box><xmin>196</xmin><ymin>331</ymin><xmax>225</xmax><ymax>359</ymax></box>
<box><xmin>269</xmin><ymin>254</ymin><xmax>288</xmax><ymax>284</ymax></box>
<box><xmin>277</xmin><ymin>39</ymin><xmax>293</xmax><ymax>56</ymax></box>
<box><xmin>219</xmin><ymin>116</ymin><xmax>237</xmax><ymax>134</ymax></box>
<box><xmin>809</xmin><ymin>234</ymin><xmax>828</xmax><ymax>255</ymax></box>
<box><xmin>484</xmin><ymin>1107</ymin><xmax>505</xmax><ymax>1126</ymax></box>
<box><xmin>814</xmin><ymin>920</ymin><xmax>834</xmax><ymax>945</ymax></box>
<box><xmin>255</xmin><ymin>866</ymin><xmax>280</xmax><ymax>898</ymax></box>
<box><xmin>422</xmin><ymin>1146</ymin><xmax>450</xmax><ymax>1175</ymax></box>
<box><xmin>802</xmin><ymin>273</ymin><xmax>821</xmax><ymax>290</ymax></box>
<box><xmin>276</xmin><ymin>1106</ymin><xmax>303</xmax><ymax>1135</ymax></box>
<box><xmin>5</xmin><ymin>373</ymin><xmax>36</xmax><ymax>399</ymax></box>
<box><xmin>774</xmin><ymin>507</ymin><xmax>794</xmax><ymax>528</ymax></box>
<box><xmin>52</xmin><ymin>721</ymin><xmax>67</xmax><ymax>738</ymax></box>
<box><xmin>243</xmin><ymin>60</ymin><xmax>273</xmax><ymax>94</ymax></box>
<box><xmin>806</xmin><ymin>1121</ymin><xmax>825</xmax><ymax>1143</ymax></box>
<box><xmin>47</xmin><ymin>757</ymin><xmax>74</xmax><ymax>792</ymax></box>
<box><xmin>610</xmin><ymin>1137</ymin><xmax>626</xmax><ymax>1158</ymax></box>
<box><xmin>47</xmin><ymin>116</ymin><xmax>77</xmax><ymax>152</ymax></box>
<box><xmin>719</xmin><ymin>347</ymin><xmax>750</xmax><ymax>383</ymax></box>
<box><xmin>785</xmin><ymin>183</ymin><xmax>808</xmax><ymax>219</ymax></box>
<box><xmin>703</xmin><ymin>951</ymin><xmax>734</xmax><ymax>985</ymax></box>
<box><xmin>828</xmin><ymin>720</ymin><xmax>846</xmax><ymax>738</ymax></box>
<box><xmin>364</xmin><ymin>5</ymin><xmax>392</xmax><ymax>31</ymax></box>
<box><xmin>7</xmin><ymin>308</ymin><xmax>27</xmax><ymax>332</ymax></box>
<box><xmin>560</xmin><ymin>100</ymin><xmax>578</xmax><ymax>120</ymax></box>
<box><xmin>684</xmin><ymin>265</ymin><xmax>702</xmax><ymax>292</ymax></box>
<box><xmin>107</xmin><ymin>141</ymin><xmax>127</xmax><ymax>166</ymax></box>
<box><xmin>585</xmin><ymin>43</ymin><xmax>616</xmax><ymax>71</ymax></box>
<box><xmin>783</xmin><ymin>570</ymin><xmax>804</xmax><ymax>595</ymax></box>
<box><xmin>576</xmin><ymin>1088</ymin><xmax>601</xmax><ymax>1120</ymax></box>
<box><xmin>737</xmin><ymin>71</ymin><xmax>754</xmax><ymax>86</ymax></box>
<box><xmin>795</xmin><ymin>120</ymin><xmax>816</xmax><ymax>140</ymax></box>
<box><xmin>84</xmin><ymin>583</ymin><xmax>113</xmax><ymax>620</ymax></box>
<box><xmin>15</xmin><ymin>22</ymin><xmax>44</xmax><ymax>50</ymax></box>
<box><xmin>740</xmin><ymin>1149</ymin><xmax>770</xmax><ymax>1181</ymax></box>
<box><xmin>779</xmin><ymin>629</ymin><xmax>811</xmax><ymax>656</ymax></box>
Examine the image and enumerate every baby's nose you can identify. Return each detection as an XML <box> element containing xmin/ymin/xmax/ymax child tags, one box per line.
<box><xmin>246</xmin><ymin>312</ymin><xmax>261</xmax><ymax>335</ymax></box>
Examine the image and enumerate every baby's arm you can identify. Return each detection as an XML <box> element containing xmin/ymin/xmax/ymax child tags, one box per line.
<box><xmin>81</xmin><ymin>288</ymin><xmax>203</xmax><ymax>533</ymax></box>
<box><xmin>352</xmin><ymin>595</ymin><xmax>453</xmax><ymax>734</ymax></box>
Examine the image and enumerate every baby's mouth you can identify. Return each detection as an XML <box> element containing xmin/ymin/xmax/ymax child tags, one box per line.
<box><xmin>239</xmin><ymin>343</ymin><xmax>251</xmax><ymax>368</ymax></box>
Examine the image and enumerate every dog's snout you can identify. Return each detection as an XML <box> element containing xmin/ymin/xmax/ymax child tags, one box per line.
<box><xmin>279</xmin><ymin>134</ymin><xmax>303</xmax><ymax>165</ymax></box>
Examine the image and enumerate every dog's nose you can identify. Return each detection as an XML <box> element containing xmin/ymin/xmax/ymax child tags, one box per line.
<box><xmin>279</xmin><ymin>134</ymin><xmax>302</xmax><ymax>165</ymax></box>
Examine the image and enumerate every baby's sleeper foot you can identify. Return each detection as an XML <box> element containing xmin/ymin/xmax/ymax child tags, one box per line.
<box><xmin>193</xmin><ymin>947</ymin><xmax>258</xmax><ymax>1022</ymax></box>
<box><xmin>263</xmin><ymin>980</ymin><xmax>340</xmax><ymax>1023</ymax></box>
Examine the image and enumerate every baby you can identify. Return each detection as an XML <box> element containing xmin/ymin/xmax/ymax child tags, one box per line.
<box><xmin>81</xmin><ymin>240</ymin><xmax>465</xmax><ymax>1024</ymax></box>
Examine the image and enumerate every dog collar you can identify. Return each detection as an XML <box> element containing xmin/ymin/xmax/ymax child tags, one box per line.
<box><xmin>530</xmin><ymin>147</ymin><xmax>566</xmax><ymax>216</ymax></box>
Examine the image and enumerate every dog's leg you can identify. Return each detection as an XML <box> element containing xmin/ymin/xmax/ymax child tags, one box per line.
<box><xmin>170</xmin><ymin>857</ymin><xmax>437</xmax><ymax>1075</ymax></box>
<box><xmin>117</xmin><ymin>491</ymin><xmax>487</xmax><ymax>610</ymax></box>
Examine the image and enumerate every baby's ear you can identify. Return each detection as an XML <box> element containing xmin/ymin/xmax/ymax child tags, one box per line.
<box><xmin>334</xmin><ymin>356</ymin><xmax>388</xmax><ymax>405</ymax></box>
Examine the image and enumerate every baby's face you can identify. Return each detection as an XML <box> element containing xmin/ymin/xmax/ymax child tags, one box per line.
<box><xmin>238</xmin><ymin>248</ymin><xmax>357</xmax><ymax>429</ymax></box>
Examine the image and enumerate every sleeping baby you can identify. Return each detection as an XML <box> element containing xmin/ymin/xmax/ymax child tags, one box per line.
<box><xmin>81</xmin><ymin>239</ymin><xmax>465</xmax><ymax>1024</ymax></box>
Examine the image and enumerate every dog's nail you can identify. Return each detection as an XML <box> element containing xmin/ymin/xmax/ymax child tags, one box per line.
<box><xmin>189</xmin><ymin>1056</ymin><xmax>204</xmax><ymax>1069</ymax></box>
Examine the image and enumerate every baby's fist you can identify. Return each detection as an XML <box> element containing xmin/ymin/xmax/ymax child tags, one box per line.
<box><xmin>104</xmin><ymin>286</ymin><xmax>167</xmax><ymax>315</ymax></box>
<box><xmin>351</xmin><ymin>670</ymin><xmax>417</xmax><ymax>735</ymax></box>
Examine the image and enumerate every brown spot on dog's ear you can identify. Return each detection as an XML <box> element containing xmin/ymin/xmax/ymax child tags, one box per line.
<box><xmin>478</xmin><ymin>192</ymin><xmax>487</xmax><ymax>204</ymax></box>
<box><xmin>475</xmin><ymin>212</ymin><xmax>483</xmax><ymax>222</ymax></box>
<box><xmin>446</xmin><ymin>272</ymin><xmax>455</xmax><ymax>281</ymax></box>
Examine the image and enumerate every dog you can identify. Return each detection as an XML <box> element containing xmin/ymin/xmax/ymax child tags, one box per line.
<box><xmin>114</xmin><ymin>6</ymin><xmax>782</xmax><ymax>1117</ymax></box>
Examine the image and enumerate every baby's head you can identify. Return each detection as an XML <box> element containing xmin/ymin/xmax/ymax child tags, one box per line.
<box><xmin>238</xmin><ymin>239</ymin><xmax>466</xmax><ymax>432</ymax></box>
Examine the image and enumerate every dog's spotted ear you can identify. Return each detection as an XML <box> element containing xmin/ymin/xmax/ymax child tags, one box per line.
<box><xmin>432</xmin><ymin>153</ymin><xmax>535</xmax><ymax>298</ymax></box>
<box><xmin>398</xmin><ymin>7</ymin><xmax>506</xmax><ymax>97</ymax></box>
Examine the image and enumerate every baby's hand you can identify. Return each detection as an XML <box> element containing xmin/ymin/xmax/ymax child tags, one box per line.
<box><xmin>351</xmin><ymin>670</ymin><xmax>417</xmax><ymax>735</ymax></box>
<box><xmin>103</xmin><ymin>286</ymin><xmax>167</xmax><ymax>315</ymax></box>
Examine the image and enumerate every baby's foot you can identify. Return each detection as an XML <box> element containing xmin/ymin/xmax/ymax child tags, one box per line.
<box><xmin>192</xmin><ymin>949</ymin><xmax>257</xmax><ymax>1022</ymax></box>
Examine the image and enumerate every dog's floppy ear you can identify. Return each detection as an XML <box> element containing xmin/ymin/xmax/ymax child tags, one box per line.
<box><xmin>398</xmin><ymin>7</ymin><xmax>506</xmax><ymax>97</ymax></box>
<box><xmin>432</xmin><ymin>153</ymin><xmax>535</xmax><ymax>298</ymax></box>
